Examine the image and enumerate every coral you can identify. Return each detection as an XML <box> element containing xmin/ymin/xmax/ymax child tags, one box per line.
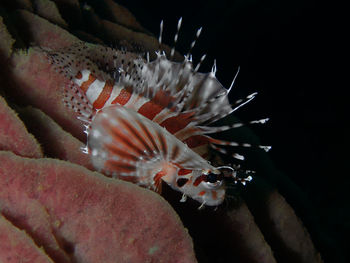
<box><xmin>0</xmin><ymin>214</ymin><xmax>54</xmax><ymax>263</ymax></box>
<box><xmin>0</xmin><ymin>151</ymin><xmax>196</xmax><ymax>263</ymax></box>
<box><xmin>0</xmin><ymin>95</ymin><xmax>42</xmax><ymax>158</ymax></box>
<box><xmin>18</xmin><ymin>106</ymin><xmax>93</xmax><ymax>169</ymax></box>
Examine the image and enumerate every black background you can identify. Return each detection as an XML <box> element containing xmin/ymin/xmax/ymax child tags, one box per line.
<box><xmin>118</xmin><ymin>0</ymin><xmax>347</xmax><ymax>262</ymax></box>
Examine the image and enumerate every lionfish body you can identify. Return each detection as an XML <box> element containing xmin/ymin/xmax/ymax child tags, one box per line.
<box><xmin>46</xmin><ymin>22</ymin><xmax>269</xmax><ymax>207</ymax></box>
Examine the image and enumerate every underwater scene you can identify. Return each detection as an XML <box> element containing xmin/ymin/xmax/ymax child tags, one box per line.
<box><xmin>0</xmin><ymin>0</ymin><xmax>346</xmax><ymax>262</ymax></box>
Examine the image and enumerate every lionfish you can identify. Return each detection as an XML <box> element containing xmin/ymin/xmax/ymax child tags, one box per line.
<box><xmin>45</xmin><ymin>18</ymin><xmax>270</xmax><ymax>208</ymax></box>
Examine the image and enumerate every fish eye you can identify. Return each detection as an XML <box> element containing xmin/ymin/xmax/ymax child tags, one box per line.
<box><xmin>205</xmin><ymin>173</ymin><xmax>218</xmax><ymax>183</ymax></box>
<box><xmin>201</xmin><ymin>172</ymin><xmax>224</xmax><ymax>190</ymax></box>
<box><xmin>204</xmin><ymin>172</ymin><xmax>223</xmax><ymax>184</ymax></box>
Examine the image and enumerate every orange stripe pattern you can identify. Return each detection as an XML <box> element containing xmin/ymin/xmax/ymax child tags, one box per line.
<box><xmin>80</xmin><ymin>73</ymin><xmax>96</xmax><ymax>92</ymax></box>
<box><xmin>111</xmin><ymin>87</ymin><xmax>132</xmax><ymax>105</ymax></box>
<box><xmin>93</xmin><ymin>79</ymin><xmax>114</xmax><ymax>109</ymax></box>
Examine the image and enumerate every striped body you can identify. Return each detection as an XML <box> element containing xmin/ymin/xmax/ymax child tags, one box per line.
<box><xmin>74</xmin><ymin>69</ymin><xmax>140</xmax><ymax>110</ymax></box>
<box><xmin>73</xmin><ymin>67</ymin><xmax>212</xmax><ymax>157</ymax></box>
